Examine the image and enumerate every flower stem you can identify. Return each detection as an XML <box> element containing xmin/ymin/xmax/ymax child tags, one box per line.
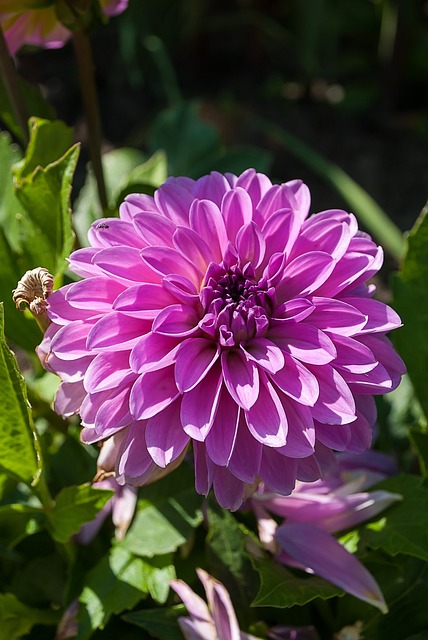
<box><xmin>0</xmin><ymin>26</ymin><xmax>29</xmax><ymax>144</ymax></box>
<box><xmin>72</xmin><ymin>28</ymin><xmax>108</xmax><ymax>212</ymax></box>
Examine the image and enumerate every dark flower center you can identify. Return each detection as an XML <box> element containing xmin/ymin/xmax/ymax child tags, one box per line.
<box><xmin>199</xmin><ymin>264</ymin><xmax>274</xmax><ymax>346</ymax></box>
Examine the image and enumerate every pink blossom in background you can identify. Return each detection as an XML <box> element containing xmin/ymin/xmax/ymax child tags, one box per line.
<box><xmin>171</xmin><ymin>569</ymin><xmax>262</xmax><ymax>640</ymax></box>
<box><xmin>250</xmin><ymin>450</ymin><xmax>401</xmax><ymax>611</ymax></box>
<box><xmin>0</xmin><ymin>0</ymin><xmax>128</xmax><ymax>55</ymax></box>
<box><xmin>37</xmin><ymin>169</ymin><xmax>405</xmax><ymax>510</ymax></box>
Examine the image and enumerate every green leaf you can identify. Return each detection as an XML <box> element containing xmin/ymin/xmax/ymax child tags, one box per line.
<box><xmin>121</xmin><ymin>464</ymin><xmax>203</xmax><ymax>558</ymax></box>
<box><xmin>361</xmin><ymin>474</ymin><xmax>428</xmax><ymax>561</ymax></box>
<box><xmin>409</xmin><ymin>430</ymin><xmax>428</xmax><ymax>478</ymax></box>
<box><xmin>14</xmin><ymin>141</ymin><xmax>79</xmax><ymax>276</ymax></box>
<box><xmin>393</xmin><ymin>206</ymin><xmax>428</xmax><ymax>420</ymax></box>
<box><xmin>149</xmin><ymin>102</ymin><xmax>220</xmax><ymax>177</ymax></box>
<box><xmin>13</xmin><ymin>117</ymin><xmax>73</xmax><ymax>181</ymax></box>
<box><xmin>0</xmin><ymin>304</ymin><xmax>42</xmax><ymax>485</ymax></box>
<box><xmin>48</xmin><ymin>484</ymin><xmax>114</xmax><ymax>543</ymax></box>
<box><xmin>0</xmin><ymin>75</ymin><xmax>55</xmax><ymax>143</ymax></box>
<box><xmin>0</xmin><ymin>131</ymin><xmax>22</xmax><ymax>252</ymax></box>
<box><xmin>0</xmin><ymin>593</ymin><xmax>59</xmax><ymax>640</ymax></box>
<box><xmin>0</xmin><ymin>504</ymin><xmax>43</xmax><ymax>547</ymax></box>
<box><xmin>122</xmin><ymin>605</ymin><xmax>186</xmax><ymax>640</ymax></box>
<box><xmin>77</xmin><ymin>547</ymin><xmax>175</xmax><ymax>639</ymax></box>
<box><xmin>251</xmin><ymin>556</ymin><xmax>342</xmax><ymax>608</ymax></box>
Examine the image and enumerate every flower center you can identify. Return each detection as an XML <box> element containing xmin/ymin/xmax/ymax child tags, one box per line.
<box><xmin>199</xmin><ymin>263</ymin><xmax>274</xmax><ymax>346</ymax></box>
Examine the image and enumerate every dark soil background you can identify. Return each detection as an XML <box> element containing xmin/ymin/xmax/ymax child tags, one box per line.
<box><xmin>14</xmin><ymin>0</ymin><xmax>428</xmax><ymax>234</ymax></box>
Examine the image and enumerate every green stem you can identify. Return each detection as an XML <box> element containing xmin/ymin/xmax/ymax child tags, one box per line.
<box><xmin>0</xmin><ymin>25</ymin><xmax>29</xmax><ymax>144</ymax></box>
<box><xmin>72</xmin><ymin>28</ymin><xmax>108</xmax><ymax>212</ymax></box>
<box><xmin>253</xmin><ymin>116</ymin><xmax>404</xmax><ymax>261</ymax></box>
<box><xmin>33</xmin><ymin>472</ymin><xmax>54</xmax><ymax>512</ymax></box>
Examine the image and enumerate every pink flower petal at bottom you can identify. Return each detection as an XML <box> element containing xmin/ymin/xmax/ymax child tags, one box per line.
<box><xmin>276</xmin><ymin>522</ymin><xmax>387</xmax><ymax>613</ymax></box>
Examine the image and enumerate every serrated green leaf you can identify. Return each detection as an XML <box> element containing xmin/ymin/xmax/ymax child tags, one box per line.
<box><xmin>77</xmin><ymin>546</ymin><xmax>156</xmax><ymax>639</ymax></box>
<box><xmin>361</xmin><ymin>474</ymin><xmax>428</xmax><ymax>561</ymax></box>
<box><xmin>251</xmin><ymin>556</ymin><xmax>342</xmax><ymax>608</ymax></box>
<box><xmin>0</xmin><ymin>593</ymin><xmax>59</xmax><ymax>640</ymax></box>
<box><xmin>0</xmin><ymin>304</ymin><xmax>42</xmax><ymax>484</ymax></box>
<box><xmin>14</xmin><ymin>142</ymin><xmax>79</xmax><ymax>276</ymax></box>
<box><xmin>122</xmin><ymin>605</ymin><xmax>186</xmax><ymax>640</ymax></box>
<box><xmin>393</xmin><ymin>207</ymin><xmax>428</xmax><ymax>420</ymax></box>
<box><xmin>121</xmin><ymin>464</ymin><xmax>202</xmax><ymax>558</ymax></box>
<box><xmin>13</xmin><ymin>117</ymin><xmax>73</xmax><ymax>180</ymax></box>
<box><xmin>48</xmin><ymin>484</ymin><xmax>113</xmax><ymax>543</ymax></box>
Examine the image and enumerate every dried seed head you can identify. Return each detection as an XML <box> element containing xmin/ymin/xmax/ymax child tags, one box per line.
<box><xmin>12</xmin><ymin>268</ymin><xmax>54</xmax><ymax>331</ymax></box>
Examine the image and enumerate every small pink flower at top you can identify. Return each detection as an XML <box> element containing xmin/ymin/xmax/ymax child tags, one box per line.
<box><xmin>0</xmin><ymin>0</ymin><xmax>128</xmax><ymax>55</ymax></box>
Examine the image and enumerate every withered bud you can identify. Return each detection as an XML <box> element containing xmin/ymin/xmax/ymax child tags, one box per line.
<box><xmin>12</xmin><ymin>268</ymin><xmax>54</xmax><ymax>331</ymax></box>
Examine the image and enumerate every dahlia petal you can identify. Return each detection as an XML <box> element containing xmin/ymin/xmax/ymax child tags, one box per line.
<box><xmin>285</xmin><ymin>179</ymin><xmax>311</xmax><ymax>220</ymax></box>
<box><xmin>314</xmin><ymin>253</ymin><xmax>374</xmax><ymax>298</ymax></box>
<box><xmin>84</xmin><ymin>351</ymin><xmax>132</xmax><ymax>393</ymax></box>
<box><xmin>296</xmin><ymin>443</ymin><xmax>336</xmax><ymax>482</ymax></box>
<box><xmin>177</xmin><ymin>617</ymin><xmax>216</xmax><ymax>640</ymax></box>
<box><xmin>169</xmin><ymin>579</ymin><xmax>211</xmax><ymax>623</ymax></box>
<box><xmin>205</xmin><ymin>389</ymin><xmax>240</xmax><ymax>466</ymax></box>
<box><xmin>269</xmin><ymin>323</ymin><xmax>337</xmax><ymax>365</ymax></box>
<box><xmin>162</xmin><ymin>274</ymin><xmax>199</xmax><ymax>305</ymax></box>
<box><xmin>113</xmin><ymin>283</ymin><xmax>177</xmax><ymax>315</ymax></box>
<box><xmin>358</xmin><ymin>334</ymin><xmax>406</xmax><ymax>382</ymax></box>
<box><xmin>68</xmin><ymin>247</ymin><xmax>102</xmax><ymax>277</ymax></box>
<box><xmin>116</xmin><ymin>422</ymin><xmax>157</xmax><ymax>483</ymax></box>
<box><xmin>46</xmin><ymin>352</ymin><xmax>93</xmax><ymax>383</ymax></box>
<box><xmin>342</xmin><ymin>297</ymin><xmax>402</xmax><ymax>334</ymax></box>
<box><xmin>145</xmin><ymin>399</ymin><xmax>190</xmax><ymax>467</ymax></box>
<box><xmin>119</xmin><ymin>193</ymin><xmax>158</xmax><ymax>220</ymax></box>
<box><xmin>65</xmin><ymin>277</ymin><xmax>125</xmax><ymax>311</ymax></box>
<box><xmin>221</xmin><ymin>187</ymin><xmax>253</xmax><ymax>243</ymax></box>
<box><xmin>260</xmin><ymin>449</ymin><xmax>297</xmax><ymax>494</ymax></box>
<box><xmin>276</xmin><ymin>251</ymin><xmax>335</xmax><ymax>300</ymax></box>
<box><xmin>290</xmin><ymin>219</ymin><xmax>351</xmax><ymax>262</ymax></box>
<box><xmin>235</xmin><ymin>168</ymin><xmax>272</xmax><ymax>207</ymax></box>
<box><xmin>93</xmin><ymin>246</ymin><xmax>160</xmax><ymax>284</ymax></box>
<box><xmin>87</xmin><ymin>312</ymin><xmax>151</xmax><ymax>350</ymax></box>
<box><xmin>88</xmin><ymin>218</ymin><xmax>145</xmax><ymax>249</ymax></box>
<box><xmin>95</xmin><ymin>384</ymin><xmax>133</xmax><ymax>432</ymax></box>
<box><xmin>261</xmin><ymin>209</ymin><xmax>302</xmax><ymax>264</ymax></box>
<box><xmin>343</xmin><ymin>362</ymin><xmax>394</xmax><ymax>394</ymax></box>
<box><xmin>305</xmin><ymin>297</ymin><xmax>368</xmax><ymax>336</ymax></box>
<box><xmin>308</xmin><ymin>364</ymin><xmax>356</xmax><ymax>425</ymax></box>
<box><xmin>54</xmin><ymin>381</ymin><xmax>85</xmax><ymax>417</ymax></box>
<box><xmin>193</xmin><ymin>171</ymin><xmax>232</xmax><ymax>206</ymax></box>
<box><xmin>241</xmin><ymin>338</ymin><xmax>285</xmax><ymax>374</ymax></box>
<box><xmin>212</xmin><ymin>467</ymin><xmax>246</xmax><ymax>512</ymax></box>
<box><xmin>256</xmin><ymin>184</ymin><xmax>300</xmax><ymax>222</ymax></box>
<box><xmin>277</xmin><ymin>397</ymin><xmax>315</xmax><ymax>457</ymax></box>
<box><xmin>154</xmin><ymin>181</ymin><xmax>194</xmax><ymax>224</ymax></box>
<box><xmin>152</xmin><ymin>304</ymin><xmax>200</xmax><ymax>337</ymax></box>
<box><xmin>276</xmin><ymin>523</ymin><xmax>387</xmax><ymax>613</ymax></box>
<box><xmin>315</xmin><ymin>423</ymin><xmax>351</xmax><ymax>451</ymax></box>
<box><xmin>130</xmin><ymin>332</ymin><xmax>180</xmax><ymax>374</ymax></box>
<box><xmin>197</xmin><ymin>568</ymin><xmax>241</xmax><ymax>640</ymax></box>
<box><xmin>343</xmin><ymin>412</ymin><xmax>373</xmax><ymax>454</ymax></box>
<box><xmin>130</xmin><ymin>367</ymin><xmax>180</xmax><ymax>420</ymax></box>
<box><xmin>175</xmin><ymin>338</ymin><xmax>220</xmax><ymax>392</ymax></box>
<box><xmin>236</xmin><ymin>221</ymin><xmax>266</xmax><ymax>269</ymax></box>
<box><xmin>245</xmin><ymin>375</ymin><xmax>288</xmax><ymax>447</ymax></box>
<box><xmin>141</xmin><ymin>246</ymin><xmax>203</xmax><ymax>287</ymax></box>
<box><xmin>51</xmin><ymin>321</ymin><xmax>94</xmax><ymax>360</ymax></box>
<box><xmin>132</xmin><ymin>211</ymin><xmax>176</xmax><ymax>247</ymax></box>
<box><xmin>331</xmin><ymin>335</ymin><xmax>377</xmax><ymax>374</ymax></box>
<box><xmin>221</xmin><ymin>349</ymin><xmax>260</xmax><ymax>410</ymax></box>
<box><xmin>48</xmin><ymin>287</ymin><xmax>99</xmax><ymax>324</ymax></box>
<box><xmin>271</xmin><ymin>354</ymin><xmax>319</xmax><ymax>406</ymax></box>
<box><xmin>189</xmin><ymin>199</ymin><xmax>228</xmax><ymax>262</ymax></box>
<box><xmin>193</xmin><ymin>441</ymin><xmax>215</xmax><ymax>497</ymax></box>
<box><xmin>227</xmin><ymin>415</ymin><xmax>262</xmax><ymax>483</ymax></box>
<box><xmin>272</xmin><ymin>298</ymin><xmax>314</xmax><ymax>323</ymax></box>
<box><xmin>173</xmin><ymin>226</ymin><xmax>215</xmax><ymax>272</ymax></box>
<box><xmin>180</xmin><ymin>364</ymin><xmax>223</xmax><ymax>441</ymax></box>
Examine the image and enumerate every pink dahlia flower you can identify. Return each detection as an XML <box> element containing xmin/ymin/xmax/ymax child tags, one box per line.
<box><xmin>0</xmin><ymin>0</ymin><xmax>128</xmax><ymax>55</ymax></box>
<box><xmin>37</xmin><ymin>169</ymin><xmax>405</xmax><ymax>510</ymax></box>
